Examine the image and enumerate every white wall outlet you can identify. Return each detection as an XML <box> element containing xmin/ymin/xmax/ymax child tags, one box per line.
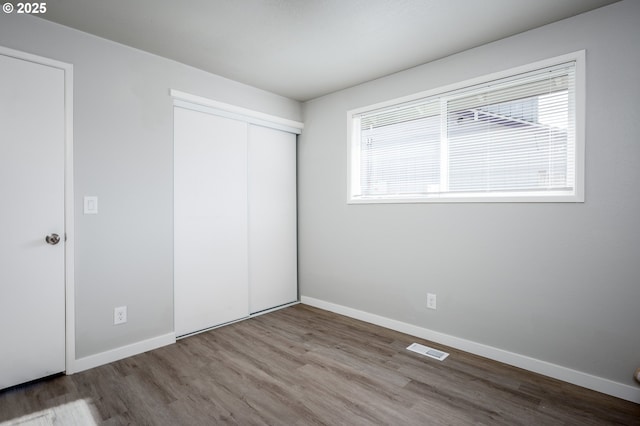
<box><xmin>427</xmin><ymin>293</ymin><xmax>437</xmax><ymax>310</ymax></box>
<box><xmin>114</xmin><ymin>306</ymin><xmax>127</xmax><ymax>325</ymax></box>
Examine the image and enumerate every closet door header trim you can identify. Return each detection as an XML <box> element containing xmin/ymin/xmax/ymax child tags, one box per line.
<box><xmin>170</xmin><ymin>89</ymin><xmax>303</xmax><ymax>135</ymax></box>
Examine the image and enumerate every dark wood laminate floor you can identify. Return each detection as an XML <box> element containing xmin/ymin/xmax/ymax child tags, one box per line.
<box><xmin>1</xmin><ymin>304</ymin><xmax>638</xmax><ymax>425</ymax></box>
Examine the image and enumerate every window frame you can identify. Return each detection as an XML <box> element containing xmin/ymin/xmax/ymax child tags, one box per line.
<box><xmin>347</xmin><ymin>51</ymin><xmax>586</xmax><ymax>204</ymax></box>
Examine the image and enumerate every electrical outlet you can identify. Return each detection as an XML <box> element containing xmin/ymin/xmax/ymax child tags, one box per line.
<box><xmin>114</xmin><ymin>306</ymin><xmax>127</xmax><ymax>325</ymax></box>
<box><xmin>427</xmin><ymin>293</ymin><xmax>437</xmax><ymax>310</ymax></box>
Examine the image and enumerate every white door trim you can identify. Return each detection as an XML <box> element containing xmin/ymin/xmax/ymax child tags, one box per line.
<box><xmin>170</xmin><ymin>89</ymin><xmax>304</xmax><ymax>134</ymax></box>
<box><xmin>0</xmin><ymin>45</ymin><xmax>75</xmax><ymax>375</ymax></box>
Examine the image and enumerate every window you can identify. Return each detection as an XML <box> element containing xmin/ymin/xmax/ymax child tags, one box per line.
<box><xmin>348</xmin><ymin>52</ymin><xmax>584</xmax><ymax>203</ymax></box>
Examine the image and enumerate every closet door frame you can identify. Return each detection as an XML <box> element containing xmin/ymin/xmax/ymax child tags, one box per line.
<box><xmin>172</xmin><ymin>91</ymin><xmax>303</xmax><ymax>338</ymax></box>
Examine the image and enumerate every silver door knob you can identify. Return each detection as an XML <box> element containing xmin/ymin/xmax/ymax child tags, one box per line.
<box><xmin>45</xmin><ymin>233</ymin><xmax>60</xmax><ymax>245</ymax></box>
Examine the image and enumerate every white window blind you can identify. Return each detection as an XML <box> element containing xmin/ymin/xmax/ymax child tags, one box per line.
<box><xmin>348</xmin><ymin>54</ymin><xmax>583</xmax><ymax>203</ymax></box>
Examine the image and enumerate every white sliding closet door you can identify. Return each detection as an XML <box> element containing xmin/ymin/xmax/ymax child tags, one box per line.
<box><xmin>248</xmin><ymin>125</ymin><xmax>298</xmax><ymax>313</ymax></box>
<box><xmin>174</xmin><ymin>107</ymin><xmax>249</xmax><ymax>337</ymax></box>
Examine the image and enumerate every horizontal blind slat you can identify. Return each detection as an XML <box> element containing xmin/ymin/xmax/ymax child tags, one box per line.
<box><xmin>353</xmin><ymin>61</ymin><xmax>576</xmax><ymax>199</ymax></box>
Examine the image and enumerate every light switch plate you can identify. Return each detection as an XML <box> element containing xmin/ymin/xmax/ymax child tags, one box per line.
<box><xmin>84</xmin><ymin>196</ymin><xmax>98</xmax><ymax>214</ymax></box>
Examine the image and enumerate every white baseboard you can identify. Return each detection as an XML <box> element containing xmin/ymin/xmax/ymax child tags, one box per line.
<box><xmin>69</xmin><ymin>332</ymin><xmax>176</xmax><ymax>374</ymax></box>
<box><xmin>301</xmin><ymin>296</ymin><xmax>640</xmax><ymax>404</ymax></box>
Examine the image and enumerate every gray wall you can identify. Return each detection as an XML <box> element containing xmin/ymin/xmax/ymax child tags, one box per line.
<box><xmin>0</xmin><ymin>14</ymin><xmax>301</xmax><ymax>358</ymax></box>
<box><xmin>298</xmin><ymin>0</ymin><xmax>640</xmax><ymax>387</ymax></box>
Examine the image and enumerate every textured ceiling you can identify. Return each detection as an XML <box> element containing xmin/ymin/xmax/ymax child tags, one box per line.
<box><xmin>38</xmin><ymin>0</ymin><xmax>619</xmax><ymax>101</ymax></box>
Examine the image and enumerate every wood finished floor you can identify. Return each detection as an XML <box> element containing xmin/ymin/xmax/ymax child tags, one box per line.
<box><xmin>1</xmin><ymin>304</ymin><xmax>638</xmax><ymax>425</ymax></box>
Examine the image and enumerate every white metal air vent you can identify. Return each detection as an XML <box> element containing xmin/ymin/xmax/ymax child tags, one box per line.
<box><xmin>407</xmin><ymin>343</ymin><xmax>449</xmax><ymax>361</ymax></box>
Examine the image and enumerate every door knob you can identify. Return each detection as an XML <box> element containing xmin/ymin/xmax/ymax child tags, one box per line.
<box><xmin>45</xmin><ymin>233</ymin><xmax>60</xmax><ymax>245</ymax></box>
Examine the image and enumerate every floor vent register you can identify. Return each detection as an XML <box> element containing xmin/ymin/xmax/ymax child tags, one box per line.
<box><xmin>407</xmin><ymin>343</ymin><xmax>449</xmax><ymax>361</ymax></box>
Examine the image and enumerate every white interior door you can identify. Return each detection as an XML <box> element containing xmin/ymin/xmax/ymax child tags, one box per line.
<box><xmin>0</xmin><ymin>53</ymin><xmax>66</xmax><ymax>389</ymax></box>
<box><xmin>248</xmin><ymin>125</ymin><xmax>298</xmax><ymax>313</ymax></box>
<box><xmin>174</xmin><ymin>107</ymin><xmax>249</xmax><ymax>337</ymax></box>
